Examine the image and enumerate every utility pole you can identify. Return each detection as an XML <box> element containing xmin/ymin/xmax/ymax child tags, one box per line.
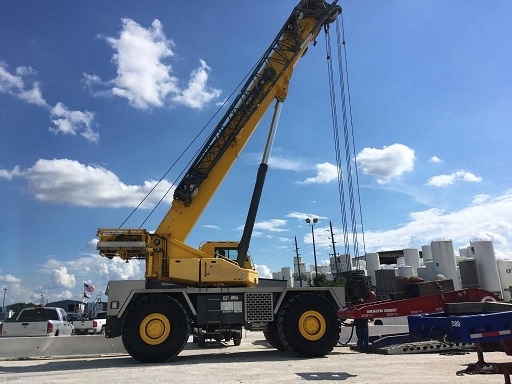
<box><xmin>329</xmin><ymin>221</ymin><xmax>340</xmax><ymax>276</ymax></box>
<box><xmin>305</xmin><ymin>218</ymin><xmax>319</xmax><ymax>281</ymax></box>
<box><xmin>294</xmin><ymin>236</ymin><xmax>303</xmax><ymax>287</ymax></box>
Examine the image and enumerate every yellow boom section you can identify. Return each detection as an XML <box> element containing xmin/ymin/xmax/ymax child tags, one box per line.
<box><xmin>161</xmin><ymin>2</ymin><xmax>340</xmax><ymax>241</ymax></box>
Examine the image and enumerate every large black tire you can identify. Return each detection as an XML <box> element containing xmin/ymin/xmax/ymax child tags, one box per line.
<box><xmin>122</xmin><ymin>295</ymin><xmax>190</xmax><ymax>363</ymax></box>
<box><xmin>232</xmin><ymin>328</ymin><xmax>242</xmax><ymax>346</ymax></box>
<box><xmin>277</xmin><ymin>293</ymin><xmax>340</xmax><ymax>358</ymax></box>
<box><xmin>263</xmin><ymin>321</ymin><xmax>287</xmax><ymax>351</ymax></box>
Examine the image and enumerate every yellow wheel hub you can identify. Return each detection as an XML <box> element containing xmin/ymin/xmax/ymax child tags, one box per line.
<box><xmin>139</xmin><ymin>313</ymin><xmax>170</xmax><ymax>345</ymax></box>
<box><xmin>298</xmin><ymin>310</ymin><xmax>326</xmax><ymax>341</ymax></box>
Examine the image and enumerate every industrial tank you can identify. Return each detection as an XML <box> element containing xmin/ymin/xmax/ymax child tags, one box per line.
<box><xmin>365</xmin><ymin>252</ymin><xmax>380</xmax><ymax>287</ymax></box>
<box><xmin>403</xmin><ymin>248</ymin><xmax>420</xmax><ymax>275</ymax></box>
<box><xmin>422</xmin><ymin>244</ymin><xmax>433</xmax><ymax>262</ymax></box>
<box><xmin>424</xmin><ymin>260</ymin><xmax>436</xmax><ymax>281</ymax></box>
<box><xmin>398</xmin><ymin>265</ymin><xmax>413</xmax><ymax>278</ymax></box>
<box><xmin>281</xmin><ymin>267</ymin><xmax>293</xmax><ymax>287</ymax></box>
<box><xmin>497</xmin><ymin>259</ymin><xmax>512</xmax><ymax>301</ymax></box>
<box><xmin>416</xmin><ymin>266</ymin><xmax>428</xmax><ymax>281</ymax></box>
<box><xmin>431</xmin><ymin>240</ymin><xmax>461</xmax><ymax>289</ymax></box>
<box><xmin>469</xmin><ymin>240</ymin><xmax>503</xmax><ymax>298</ymax></box>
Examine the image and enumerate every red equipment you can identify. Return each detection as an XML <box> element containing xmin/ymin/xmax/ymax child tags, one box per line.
<box><xmin>337</xmin><ymin>288</ymin><xmax>502</xmax><ymax>320</ymax></box>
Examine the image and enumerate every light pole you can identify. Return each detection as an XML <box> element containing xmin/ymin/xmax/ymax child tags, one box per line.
<box><xmin>2</xmin><ymin>288</ymin><xmax>6</xmax><ymax>308</ymax></box>
<box><xmin>305</xmin><ymin>218</ymin><xmax>318</xmax><ymax>282</ymax></box>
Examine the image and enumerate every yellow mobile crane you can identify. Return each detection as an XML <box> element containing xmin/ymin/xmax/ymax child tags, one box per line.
<box><xmin>98</xmin><ymin>0</ymin><xmax>345</xmax><ymax>363</ymax></box>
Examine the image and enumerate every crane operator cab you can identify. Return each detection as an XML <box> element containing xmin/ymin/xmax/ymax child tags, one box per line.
<box><xmin>199</xmin><ymin>241</ymin><xmax>255</xmax><ymax>271</ymax></box>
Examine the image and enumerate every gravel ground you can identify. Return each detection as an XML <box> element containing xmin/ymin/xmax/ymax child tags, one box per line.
<box><xmin>0</xmin><ymin>331</ymin><xmax>510</xmax><ymax>384</ymax></box>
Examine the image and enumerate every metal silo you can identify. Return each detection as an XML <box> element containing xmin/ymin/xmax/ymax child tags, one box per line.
<box><xmin>469</xmin><ymin>240</ymin><xmax>503</xmax><ymax>298</ymax></box>
<box><xmin>431</xmin><ymin>240</ymin><xmax>461</xmax><ymax>289</ymax></box>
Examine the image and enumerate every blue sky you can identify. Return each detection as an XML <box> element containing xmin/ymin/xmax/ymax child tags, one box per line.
<box><xmin>1</xmin><ymin>1</ymin><xmax>512</xmax><ymax>305</ymax></box>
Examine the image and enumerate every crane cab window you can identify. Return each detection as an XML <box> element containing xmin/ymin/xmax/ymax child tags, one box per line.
<box><xmin>215</xmin><ymin>247</ymin><xmax>238</xmax><ymax>262</ymax></box>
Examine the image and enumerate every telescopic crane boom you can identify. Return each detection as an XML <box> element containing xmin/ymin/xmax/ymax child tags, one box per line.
<box><xmin>97</xmin><ymin>0</ymin><xmax>341</xmax><ymax>288</ymax></box>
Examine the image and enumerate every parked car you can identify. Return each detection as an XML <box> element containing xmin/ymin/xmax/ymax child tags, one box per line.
<box><xmin>0</xmin><ymin>306</ymin><xmax>74</xmax><ymax>337</ymax></box>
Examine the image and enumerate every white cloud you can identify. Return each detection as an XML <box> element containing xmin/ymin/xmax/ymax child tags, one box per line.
<box><xmin>268</xmin><ymin>155</ymin><xmax>308</xmax><ymax>171</ymax></box>
<box><xmin>286</xmin><ymin>211</ymin><xmax>328</xmax><ymax>221</ymax></box>
<box><xmin>0</xmin><ymin>273</ymin><xmax>22</xmax><ymax>283</ymax></box>
<box><xmin>429</xmin><ymin>156</ymin><xmax>442</xmax><ymax>163</ymax></box>
<box><xmin>362</xmin><ymin>190</ymin><xmax>512</xmax><ymax>254</ymax></box>
<box><xmin>107</xmin><ymin>18</ymin><xmax>177</xmax><ymax>109</ymax></box>
<box><xmin>202</xmin><ymin>224</ymin><xmax>220</xmax><ymax>230</ymax></box>
<box><xmin>471</xmin><ymin>194</ymin><xmax>490</xmax><ymax>205</ymax></box>
<box><xmin>0</xmin><ymin>62</ymin><xmax>47</xmax><ymax>107</ymax></box>
<box><xmin>254</xmin><ymin>264</ymin><xmax>272</xmax><ymax>278</ymax></box>
<box><xmin>54</xmin><ymin>291</ymin><xmax>74</xmax><ymax>300</ymax></box>
<box><xmin>426</xmin><ymin>169</ymin><xmax>482</xmax><ymax>187</ymax></box>
<box><xmin>469</xmin><ymin>231</ymin><xmax>507</xmax><ymax>245</ymax></box>
<box><xmin>1</xmin><ymin>62</ymin><xmax>98</xmax><ymax>143</ymax></box>
<box><xmin>86</xmin><ymin>19</ymin><xmax>221</xmax><ymax>110</ymax></box>
<box><xmin>301</xmin><ymin>162</ymin><xmax>338</xmax><ymax>184</ymax></box>
<box><xmin>0</xmin><ymin>166</ymin><xmax>22</xmax><ymax>180</ymax></box>
<box><xmin>244</xmin><ymin>152</ymin><xmax>308</xmax><ymax>171</ymax></box>
<box><xmin>238</xmin><ymin>219</ymin><xmax>288</xmax><ymax>233</ymax></box>
<box><xmin>356</xmin><ymin>143</ymin><xmax>415</xmax><ymax>184</ymax></box>
<box><xmin>49</xmin><ymin>267</ymin><xmax>76</xmax><ymax>289</ymax></box>
<box><xmin>1</xmin><ymin>158</ymin><xmax>174</xmax><ymax>208</ymax></box>
<box><xmin>172</xmin><ymin>60</ymin><xmax>221</xmax><ymax>109</ymax></box>
<box><xmin>254</xmin><ymin>219</ymin><xmax>288</xmax><ymax>232</ymax></box>
<box><xmin>49</xmin><ymin>102</ymin><xmax>99</xmax><ymax>143</ymax></box>
<box><xmin>101</xmin><ymin>257</ymin><xmax>145</xmax><ymax>281</ymax></box>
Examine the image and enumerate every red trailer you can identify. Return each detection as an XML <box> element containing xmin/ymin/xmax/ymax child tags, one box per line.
<box><xmin>337</xmin><ymin>288</ymin><xmax>501</xmax><ymax>320</ymax></box>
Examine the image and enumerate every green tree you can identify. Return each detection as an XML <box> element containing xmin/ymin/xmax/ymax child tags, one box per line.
<box><xmin>310</xmin><ymin>274</ymin><xmax>346</xmax><ymax>287</ymax></box>
<box><xmin>7</xmin><ymin>302</ymin><xmax>36</xmax><ymax>316</ymax></box>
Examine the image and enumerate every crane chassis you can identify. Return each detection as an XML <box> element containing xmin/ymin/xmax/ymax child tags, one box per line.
<box><xmin>106</xmin><ymin>280</ymin><xmax>345</xmax><ymax>363</ymax></box>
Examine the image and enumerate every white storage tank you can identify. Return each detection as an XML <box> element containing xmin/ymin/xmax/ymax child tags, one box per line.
<box><xmin>469</xmin><ymin>240</ymin><xmax>503</xmax><ymax>298</ymax></box>
<box><xmin>365</xmin><ymin>252</ymin><xmax>380</xmax><ymax>287</ymax></box>
<box><xmin>431</xmin><ymin>240</ymin><xmax>461</xmax><ymax>289</ymax></box>
<box><xmin>281</xmin><ymin>267</ymin><xmax>293</xmax><ymax>287</ymax></box>
<box><xmin>398</xmin><ymin>265</ymin><xmax>413</xmax><ymax>278</ymax></box>
<box><xmin>416</xmin><ymin>266</ymin><xmax>428</xmax><ymax>281</ymax></box>
<box><xmin>424</xmin><ymin>260</ymin><xmax>436</xmax><ymax>281</ymax></box>
<box><xmin>422</xmin><ymin>244</ymin><xmax>433</xmax><ymax>262</ymax></box>
<box><xmin>404</xmin><ymin>248</ymin><xmax>420</xmax><ymax>275</ymax></box>
<box><xmin>497</xmin><ymin>260</ymin><xmax>512</xmax><ymax>301</ymax></box>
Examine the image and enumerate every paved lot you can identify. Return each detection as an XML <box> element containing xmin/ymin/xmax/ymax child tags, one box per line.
<box><xmin>0</xmin><ymin>331</ymin><xmax>510</xmax><ymax>384</ymax></box>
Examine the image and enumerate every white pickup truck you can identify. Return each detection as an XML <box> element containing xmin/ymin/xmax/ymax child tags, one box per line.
<box><xmin>73</xmin><ymin>311</ymin><xmax>107</xmax><ymax>335</ymax></box>
<box><xmin>0</xmin><ymin>306</ymin><xmax>74</xmax><ymax>337</ymax></box>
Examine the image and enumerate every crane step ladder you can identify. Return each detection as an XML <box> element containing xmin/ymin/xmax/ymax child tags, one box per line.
<box><xmin>194</xmin><ymin>297</ymin><xmax>230</xmax><ymax>347</ymax></box>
